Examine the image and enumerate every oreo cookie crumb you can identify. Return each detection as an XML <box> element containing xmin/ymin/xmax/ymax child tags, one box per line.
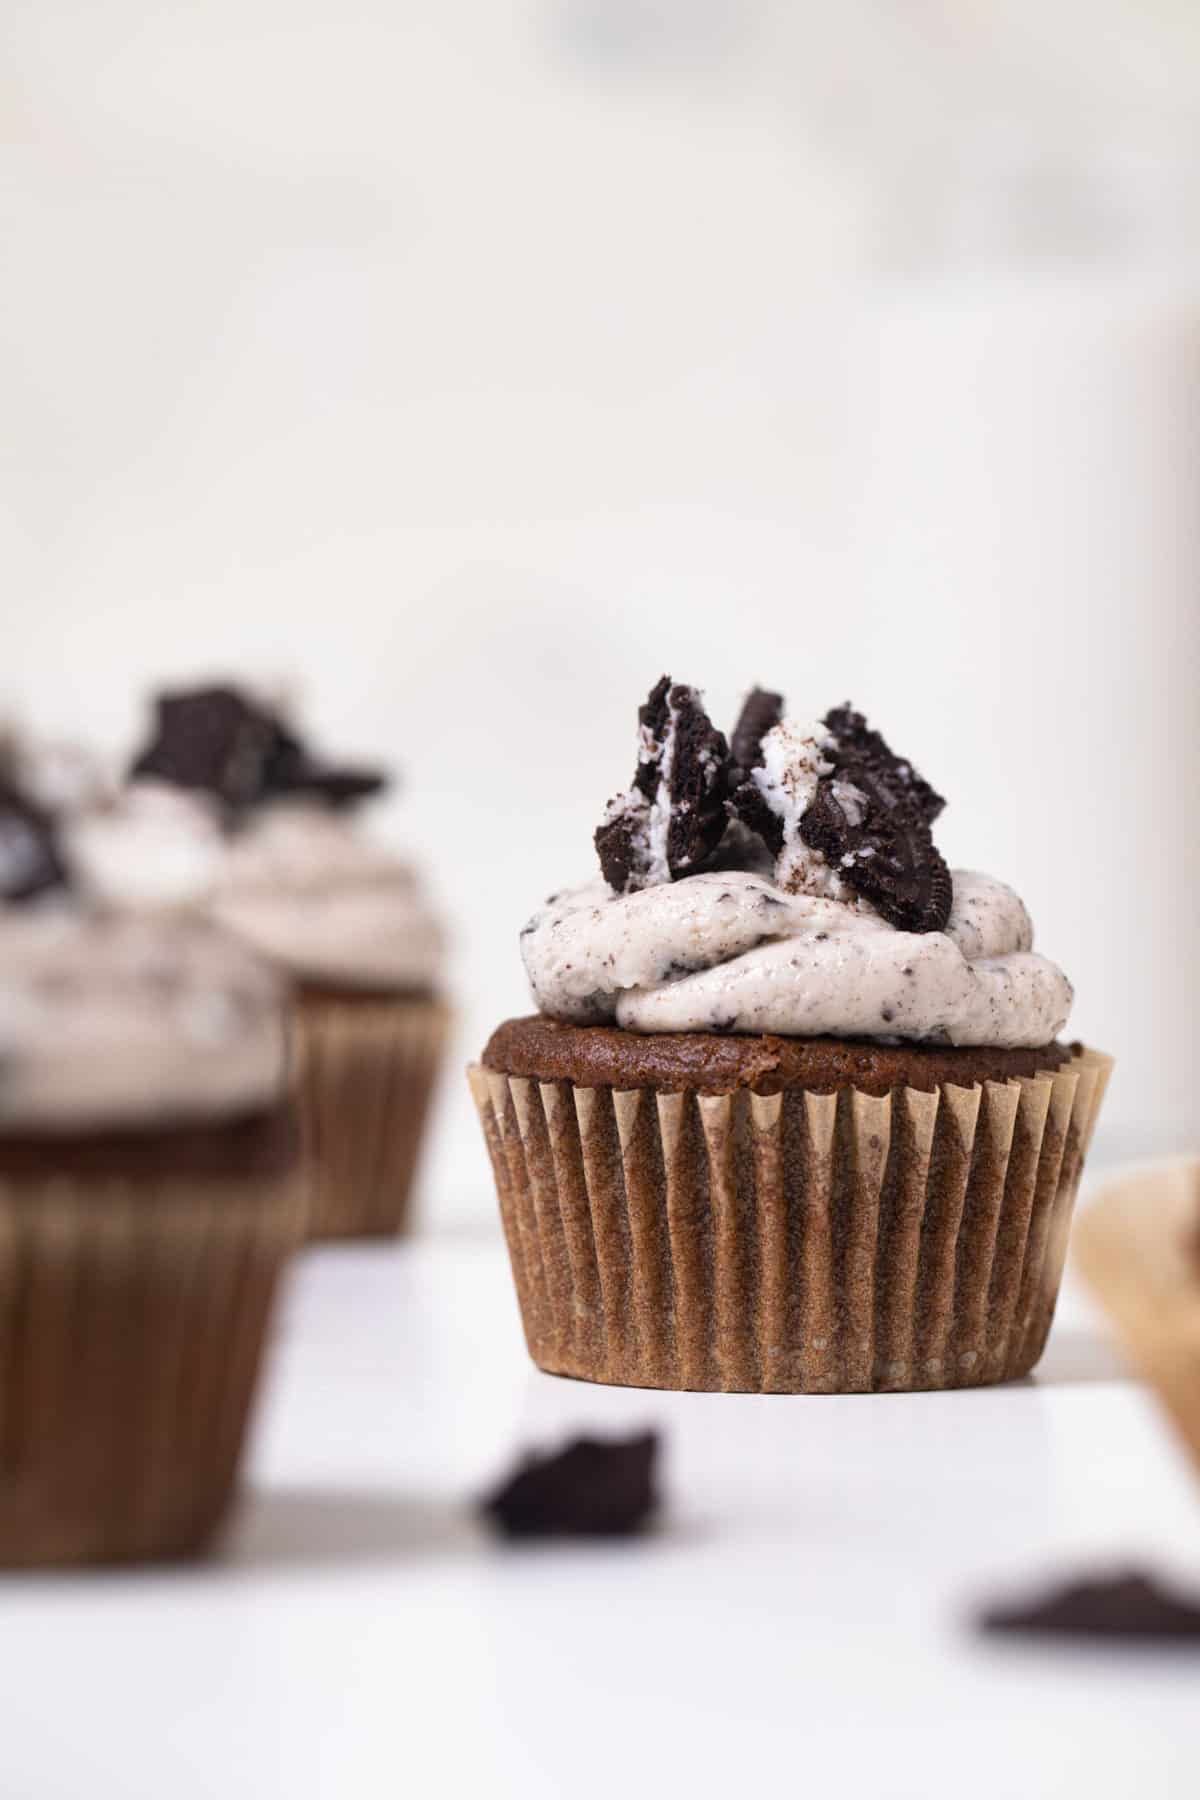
<box><xmin>979</xmin><ymin>1570</ymin><xmax>1200</xmax><ymax>1643</ymax></box>
<box><xmin>595</xmin><ymin>679</ymin><xmax>729</xmax><ymax>893</ymax></box>
<box><xmin>481</xmin><ymin>1431</ymin><xmax>660</xmax><ymax>1540</ymax></box>
<box><xmin>130</xmin><ymin>686</ymin><xmax>386</xmax><ymax>815</ymax></box>
<box><xmin>0</xmin><ymin>780</ymin><xmax>68</xmax><ymax>903</ymax></box>
<box><xmin>730</xmin><ymin>686</ymin><xmax>784</xmax><ymax>779</ymax></box>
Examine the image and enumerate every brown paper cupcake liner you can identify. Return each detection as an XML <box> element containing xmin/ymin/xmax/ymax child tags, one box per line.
<box><xmin>469</xmin><ymin>1046</ymin><xmax>1112</xmax><ymax>1393</ymax></box>
<box><xmin>295</xmin><ymin>991</ymin><xmax>451</xmax><ymax>1240</ymax></box>
<box><xmin>1075</xmin><ymin>1157</ymin><xmax>1200</xmax><ymax>1478</ymax></box>
<box><xmin>0</xmin><ymin>1164</ymin><xmax>304</xmax><ymax>1566</ymax></box>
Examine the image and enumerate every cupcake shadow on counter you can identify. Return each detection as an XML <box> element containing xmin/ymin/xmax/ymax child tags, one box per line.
<box><xmin>221</xmin><ymin>1486</ymin><xmax>479</xmax><ymax>1570</ymax></box>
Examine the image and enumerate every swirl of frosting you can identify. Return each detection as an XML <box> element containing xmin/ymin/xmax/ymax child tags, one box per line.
<box><xmin>65</xmin><ymin>788</ymin><xmax>444</xmax><ymax>993</ymax></box>
<box><xmin>0</xmin><ymin>912</ymin><xmax>288</xmax><ymax>1133</ymax></box>
<box><xmin>208</xmin><ymin>804</ymin><xmax>444</xmax><ymax>992</ymax></box>
<box><xmin>521</xmin><ymin>868</ymin><xmax>1072</xmax><ymax>1049</ymax></box>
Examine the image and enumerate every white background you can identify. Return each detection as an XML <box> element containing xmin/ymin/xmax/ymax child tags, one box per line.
<box><xmin>4</xmin><ymin>1</ymin><xmax>1199</xmax><ymax>1208</ymax></box>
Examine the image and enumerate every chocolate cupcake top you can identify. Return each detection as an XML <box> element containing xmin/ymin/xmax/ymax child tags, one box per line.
<box><xmin>521</xmin><ymin>677</ymin><xmax>1073</xmax><ymax>1049</ymax></box>
<box><xmin>66</xmin><ymin>685</ymin><xmax>444</xmax><ymax>994</ymax></box>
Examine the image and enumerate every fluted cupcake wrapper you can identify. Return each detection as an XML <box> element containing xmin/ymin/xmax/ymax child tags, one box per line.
<box><xmin>469</xmin><ymin>1048</ymin><xmax>1112</xmax><ymax>1393</ymax></box>
<box><xmin>295</xmin><ymin>993</ymin><xmax>451</xmax><ymax>1240</ymax></box>
<box><xmin>0</xmin><ymin>1166</ymin><xmax>304</xmax><ymax>1566</ymax></box>
<box><xmin>1075</xmin><ymin>1157</ymin><xmax>1200</xmax><ymax>1478</ymax></box>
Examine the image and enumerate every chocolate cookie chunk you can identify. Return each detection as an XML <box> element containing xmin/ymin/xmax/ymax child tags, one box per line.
<box><xmin>131</xmin><ymin>686</ymin><xmax>386</xmax><ymax>814</ymax></box>
<box><xmin>595</xmin><ymin>679</ymin><xmax>730</xmax><ymax>893</ymax></box>
<box><xmin>729</xmin><ymin>686</ymin><xmax>784</xmax><ymax>779</ymax></box>
<box><xmin>979</xmin><ymin>1570</ymin><xmax>1200</xmax><ymax>1642</ymax></box>
<box><xmin>0</xmin><ymin>781</ymin><xmax>67</xmax><ymax>902</ymax></box>
<box><xmin>481</xmin><ymin>1431</ymin><xmax>660</xmax><ymax>1539</ymax></box>
<box><xmin>824</xmin><ymin>703</ymin><xmax>945</xmax><ymax>825</ymax></box>
<box><xmin>800</xmin><ymin>763</ymin><xmax>953</xmax><ymax>933</ymax></box>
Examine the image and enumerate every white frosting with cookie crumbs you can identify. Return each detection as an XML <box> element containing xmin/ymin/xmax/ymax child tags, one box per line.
<box><xmin>66</xmin><ymin>788</ymin><xmax>444</xmax><ymax>993</ymax></box>
<box><xmin>0</xmin><ymin>912</ymin><xmax>288</xmax><ymax>1132</ymax></box>
<box><xmin>521</xmin><ymin>868</ymin><xmax>1073</xmax><ymax>1048</ymax></box>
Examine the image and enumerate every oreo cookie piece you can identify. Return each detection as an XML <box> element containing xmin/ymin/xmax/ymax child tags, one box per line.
<box><xmin>823</xmin><ymin>703</ymin><xmax>945</xmax><ymax>825</ymax></box>
<box><xmin>595</xmin><ymin>679</ymin><xmax>729</xmax><ymax>893</ymax></box>
<box><xmin>480</xmin><ymin>1430</ymin><xmax>660</xmax><ymax>1540</ymax></box>
<box><xmin>261</xmin><ymin>720</ymin><xmax>387</xmax><ymax>809</ymax></box>
<box><xmin>0</xmin><ymin>782</ymin><xmax>67</xmax><ymax>903</ymax></box>
<box><xmin>131</xmin><ymin>686</ymin><xmax>386</xmax><ymax>814</ymax></box>
<box><xmin>729</xmin><ymin>686</ymin><xmax>784</xmax><ymax>780</ymax></box>
<box><xmin>979</xmin><ymin>1569</ymin><xmax>1200</xmax><ymax>1643</ymax></box>
<box><xmin>799</xmin><ymin>763</ymin><xmax>953</xmax><ymax>933</ymax></box>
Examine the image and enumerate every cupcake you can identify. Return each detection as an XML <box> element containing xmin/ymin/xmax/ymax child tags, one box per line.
<box><xmin>69</xmin><ymin>686</ymin><xmax>448</xmax><ymax>1240</ymax></box>
<box><xmin>0</xmin><ymin>779</ymin><xmax>302</xmax><ymax>1564</ymax></box>
<box><xmin>1075</xmin><ymin>1158</ymin><xmax>1200</xmax><ymax>1478</ymax></box>
<box><xmin>470</xmin><ymin>677</ymin><xmax>1112</xmax><ymax>1394</ymax></box>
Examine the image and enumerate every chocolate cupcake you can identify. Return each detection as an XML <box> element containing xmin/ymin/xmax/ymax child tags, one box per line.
<box><xmin>470</xmin><ymin>678</ymin><xmax>1111</xmax><ymax>1394</ymax></box>
<box><xmin>0</xmin><ymin>790</ymin><xmax>302</xmax><ymax>1563</ymax></box>
<box><xmin>70</xmin><ymin>687</ymin><xmax>449</xmax><ymax>1240</ymax></box>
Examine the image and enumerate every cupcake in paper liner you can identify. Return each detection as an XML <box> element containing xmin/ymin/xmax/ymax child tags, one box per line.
<box><xmin>1075</xmin><ymin>1158</ymin><xmax>1200</xmax><ymax>1476</ymax></box>
<box><xmin>69</xmin><ymin>685</ymin><xmax>450</xmax><ymax>1240</ymax></box>
<box><xmin>470</xmin><ymin>677</ymin><xmax>1112</xmax><ymax>1394</ymax></box>
<box><xmin>0</xmin><ymin>787</ymin><xmax>303</xmax><ymax>1564</ymax></box>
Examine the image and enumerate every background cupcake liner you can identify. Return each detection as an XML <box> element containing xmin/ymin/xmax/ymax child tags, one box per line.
<box><xmin>1075</xmin><ymin>1156</ymin><xmax>1200</xmax><ymax>1477</ymax></box>
<box><xmin>469</xmin><ymin>1047</ymin><xmax>1112</xmax><ymax>1393</ymax></box>
<box><xmin>295</xmin><ymin>992</ymin><xmax>450</xmax><ymax>1240</ymax></box>
<box><xmin>0</xmin><ymin>1165</ymin><xmax>303</xmax><ymax>1566</ymax></box>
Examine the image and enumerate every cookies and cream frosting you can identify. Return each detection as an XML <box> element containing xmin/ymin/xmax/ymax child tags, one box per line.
<box><xmin>522</xmin><ymin>679</ymin><xmax>1073</xmax><ymax>1049</ymax></box>
<box><xmin>67</xmin><ymin>788</ymin><xmax>444</xmax><ymax>993</ymax></box>
<box><xmin>61</xmin><ymin>686</ymin><xmax>444</xmax><ymax>993</ymax></box>
<box><xmin>0</xmin><ymin>910</ymin><xmax>288</xmax><ymax>1133</ymax></box>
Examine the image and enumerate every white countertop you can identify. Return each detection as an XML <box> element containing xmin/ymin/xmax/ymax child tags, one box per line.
<box><xmin>3</xmin><ymin>1199</ymin><xmax>1197</xmax><ymax>1800</ymax></box>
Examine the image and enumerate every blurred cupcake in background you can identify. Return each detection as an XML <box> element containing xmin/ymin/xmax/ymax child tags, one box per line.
<box><xmin>0</xmin><ymin>764</ymin><xmax>303</xmax><ymax>1565</ymax></box>
<box><xmin>69</xmin><ymin>685</ymin><xmax>449</xmax><ymax>1240</ymax></box>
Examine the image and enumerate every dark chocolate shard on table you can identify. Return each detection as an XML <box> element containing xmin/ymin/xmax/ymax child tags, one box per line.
<box><xmin>979</xmin><ymin>1569</ymin><xmax>1200</xmax><ymax>1643</ymax></box>
<box><xmin>480</xmin><ymin>1430</ymin><xmax>660</xmax><ymax>1539</ymax></box>
<box><xmin>130</xmin><ymin>685</ymin><xmax>387</xmax><ymax>815</ymax></box>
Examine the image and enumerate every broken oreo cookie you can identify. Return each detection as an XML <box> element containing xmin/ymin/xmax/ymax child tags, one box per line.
<box><xmin>595</xmin><ymin>678</ymin><xmax>729</xmax><ymax>893</ymax></box>
<box><xmin>823</xmin><ymin>703</ymin><xmax>945</xmax><ymax>825</ymax></box>
<box><xmin>480</xmin><ymin>1430</ymin><xmax>660</xmax><ymax>1539</ymax></box>
<box><xmin>800</xmin><ymin>765</ymin><xmax>953</xmax><ymax>933</ymax></box>
<box><xmin>729</xmin><ymin>686</ymin><xmax>783</xmax><ymax>781</ymax></box>
<box><xmin>802</xmin><ymin>704</ymin><xmax>951</xmax><ymax>931</ymax></box>
<box><xmin>0</xmin><ymin>781</ymin><xmax>68</xmax><ymax>903</ymax></box>
<box><xmin>979</xmin><ymin>1569</ymin><xmax>1200</xmax><ymax>1643</ymax></box>
<box><xmin>130</xmin><ymin>686</ymin><xmax>387</xmax><ymax>815</ymax></box>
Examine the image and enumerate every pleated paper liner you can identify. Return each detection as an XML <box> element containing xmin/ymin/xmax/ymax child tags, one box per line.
<box><xmin>469</xmin><ymin>1046</ymin><xmax>1112</xmax><ymax>1393</ymax></box>
<box><xmin>1075</xmin><ymin>1156</ymin><xmax>1200</xmax><ymax>1478</ymax></box>
<box><xmin>294</xmin><ymin>991</ymin><xmax>451</xmax><ymax>1240</ymax></box>
<box><xmin>0</xmin><ymin>1163</ymin><xmax>304</xmax><ymax>1567</ymax></box>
